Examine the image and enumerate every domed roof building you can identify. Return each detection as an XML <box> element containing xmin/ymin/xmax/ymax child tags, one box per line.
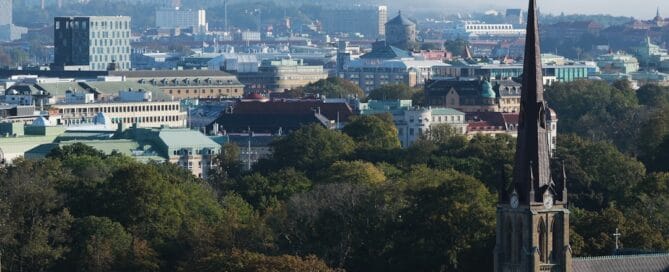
<box><xmin>385</xmin><ymin>11</ymin><xmax>417</xmax><ymax>51</ymax></box>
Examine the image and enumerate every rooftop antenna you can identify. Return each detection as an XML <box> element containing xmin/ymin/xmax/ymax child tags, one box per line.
<box><xmin>224</xmin><ymin>0</ymin><xmax>228</xmax><ymax>32</ymax></box>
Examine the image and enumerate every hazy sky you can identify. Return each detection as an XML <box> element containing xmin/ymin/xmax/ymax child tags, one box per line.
<box><xmin>394</xmin><ymin>0</ymin><xmax>669</xmax><ymax>19</ymax></box>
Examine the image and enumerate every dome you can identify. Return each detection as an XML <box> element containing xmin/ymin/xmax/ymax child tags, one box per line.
<box><xmin>386</xmin><ymin>12</ymin><xmax>416</xmax><ymax>26</ymax></box>
<box><xmin>93</xmin><ymin>112</ymin><xmax>112</xmax><ymax>126</ymax></box>
<box><xmin>31</xmin><ymin>116</ymin><xmax>52</xmax><ymax>127</ymax></box>
<box><xmin>481</xmin><ymin>80</ymin><xmax>496</xmax><ymax>99</ymax></box>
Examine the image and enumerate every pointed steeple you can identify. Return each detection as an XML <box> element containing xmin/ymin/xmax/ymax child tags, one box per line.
<box><xmin>512</xmin><ymin>0</ymin><xmax>552</xmax><ymax>205</ymax></box>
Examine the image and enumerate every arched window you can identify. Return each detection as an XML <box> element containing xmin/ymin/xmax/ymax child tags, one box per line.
<box><xmin>539</xmin><ymin>219</ymin><xmax>548</xmax><ymax>263</ymax></box>
<box><xmin>552</xmin><ymin>217</ymin><xmax>561</xmax><ymax>263</ymax></box>
<box><xmin>505</xmin><ymin>218</ymin><xmax>513</xmax><ymax>262</ymax></box>
<box><xmin>515</xmin><ymin>218</ymin><xmax>523</xmax><ymax>263</ymax></box>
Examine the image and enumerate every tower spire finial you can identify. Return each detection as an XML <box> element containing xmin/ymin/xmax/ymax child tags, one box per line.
<box><xmin>562</xmin><ymin>160</ymin><xmax>568</xmax><ymax>202</ymax></box>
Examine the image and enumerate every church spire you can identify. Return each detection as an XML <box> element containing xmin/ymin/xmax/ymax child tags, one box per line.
<box><xmin>512</xmin><ymin>0</ymin><xmax>552</xmax><ymax>204</ymax></box>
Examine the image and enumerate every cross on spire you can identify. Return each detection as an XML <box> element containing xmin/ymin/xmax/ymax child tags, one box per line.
<box><xmin>613</xmin><ymin>228</ymin><xmax>622</xmax><ymax>251</ymax></box>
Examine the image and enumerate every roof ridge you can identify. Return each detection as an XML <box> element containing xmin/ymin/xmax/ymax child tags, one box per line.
<box><xmin>574</xmin><ymin>252</ymin><xmax>669</xmax><ymax>261</ymax></box>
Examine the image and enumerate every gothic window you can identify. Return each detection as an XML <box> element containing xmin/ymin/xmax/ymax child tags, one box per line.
<box><xmin>514</xmin><ymin>218</ymin><xmax>523</xmax><ymax>263</ymax></box>
<box><xmin>505</xmin><ymin>218</ymin><xmax>513</xmax><ymax>262</ymax></box>
<box><xmin>539</xmin><ymin>219</ymin><xmax>548</xmax><ymax>263</ymax></box>
<box><xmin>552</xmin><ymin>217</ymin><xmax>560</xmax><ymax>263</ymax></box>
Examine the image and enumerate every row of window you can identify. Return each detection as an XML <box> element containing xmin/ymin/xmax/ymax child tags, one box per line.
<box><xmin>92</xmin><ymin>46</ymin><xmax>130</xmax><ymax>55</ymax></box>
<box><xmin>90</xmin><ymin>20</ymin><xmax>130</xmax><ymax>30</ymax></box>
<box><xmin>91</xmin><ymin>31</ymin><xmax>131</xmax><ymax>39</ymax></box>
<box><xmin>92</xmin><ymin>62</ymin><xmax>129</xmax><ymax>70</ymax></box>
<box><xmin>110</xmin><ymin>115</ymin><xmax>182</xmax><ymax>124</ymax></box>
<box><xmin>58</xmin><ymin>104</ymin><xmax>180</xmax><ymax>114</ymax></box>
<box><xmin>167</xmin><ymin>89</ymin><xmax>240</xmax><ymax>95</ymax></box>
<box><xmin>173</xmin><ymin>149</ymin><xmax>216</xmax><ymax>156</ymax></box>
<box><xmin>432</xmin><ymin>115</ymin><xmax>463</xmax><ymax>122</ymax></box>
<box><xmin>91</xmin><ymin>54</ymin><xmax>129</xmax><ymax>62</ymax></box>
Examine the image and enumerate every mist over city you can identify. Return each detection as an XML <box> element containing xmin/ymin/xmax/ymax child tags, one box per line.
<box><xmin>1</xmin><ymin>0</ymin><xmax>669</xmax><ymax>272</ymax></box>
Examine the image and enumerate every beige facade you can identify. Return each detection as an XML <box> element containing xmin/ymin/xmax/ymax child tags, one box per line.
<box><xmin>109</xmin><ymin>70</ymin><xmax>246</xmax><ymax>99</ymax></box>
<box><xmin>495</xmin><ymin>203</ymin><xmax>572</xmax><ymax>272</ymax></box>
<box><xmin>238</xmin><ymin>58</ymin><xmax>328</xmax><ymax>93</ymax></box>
<box><xmin>50</xmin><ymin>101</ymin><xmax>186</xmax><ymax>128</ymax></box>
<box><xmin>169</xmin><ymin>148</ymin><xmax>215</xmax><ymax>179</ymax></box>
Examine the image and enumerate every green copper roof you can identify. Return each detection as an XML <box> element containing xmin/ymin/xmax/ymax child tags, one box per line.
<box><xmin>431</xmin><ymin>108</ymin><xmax>465</xmax><ymax>116</ymax></box>
<box><xmin>158</xmin><ymin>129</ymin><xmax>219</xmax><ymax>150</ymax></box>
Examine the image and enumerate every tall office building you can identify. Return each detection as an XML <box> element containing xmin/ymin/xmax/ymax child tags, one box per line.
<box><xmin>155</xmin><ymin>7</ymin><xmax>207</xmax><ymax>33</ymax></box>
<box><xmin>0</xmin><ymin>0</ymin><xmax>12</xmax><ymax>26</ymax></box>
<box><xmin>54</xmin><ymin>16</ymin><xmax>132</xmax><ymax>71</ymax></box>
<box><xmin>378</xmin><ymin>5</ymin><xmax>388</xmax><ymax>36</ymax></box>
<box><xmin>320</xmin><ymin>5</ymin><xmax>388</xmax><ymax>38</ymax></box>
<box><xmin>0</xmin><ymin>0</ymin><xmax>27</xmax><ymax>42</ymax></box>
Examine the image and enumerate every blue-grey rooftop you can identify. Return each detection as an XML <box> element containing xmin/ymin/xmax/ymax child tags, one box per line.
<box><xmin>573</xmin><ymin>253</ymin><xmax>669</xmax><ymax>272</ymax></box>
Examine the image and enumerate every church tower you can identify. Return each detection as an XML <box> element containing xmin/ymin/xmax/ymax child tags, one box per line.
<box><xmin>494</xmin><ymin>0</ymin><xmax>572</xmax><ymax>272</ymax></box>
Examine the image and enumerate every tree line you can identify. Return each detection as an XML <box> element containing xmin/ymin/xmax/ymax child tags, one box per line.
<box><xmin>1</xmin><ymin>80</ymin><xmax>668</xmax><ymax>271</ymax></box>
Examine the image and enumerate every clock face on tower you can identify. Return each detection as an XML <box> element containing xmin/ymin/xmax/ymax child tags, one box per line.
<box><xmin>543</xmin><ymin>194</ymin><xmax>553</xmax><ymax>209</ymax></box>
<box><xmin>510</xmin><ymin>194</ymin><xmax>519</xmax><ymax>209</ymax></box>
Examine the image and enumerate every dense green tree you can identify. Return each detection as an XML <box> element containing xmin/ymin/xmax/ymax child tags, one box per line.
<box><xmin>637</xmin><ymin>105</ymin><xmax>669</xmax><ymax>165</ymax></box>
<box><xmin>287</xmin><ymin>77</ymin><xmax>364</xmax><ymax>98</ymax></box>
<box><xmin>64</xmin><ymin>216</ymin><xmax>132</xmax><ymax>272</ymax></box>
<box><xmin>278</xmin><ymin>183</ymin><xmax>378</xmax><ymax>269</ymax></box>
<box><xmin>194</xmin><ymin>249</ymin><xmax>335</xmax><ymax>272</ymax></box>
<box><xmin>571</xmin><ymin>206</ymin><xmax>668</xmax><ymax>256</ymax></box>
<box><xmin>390</xmin><ymin>167</ymin><xmax>496</xmax><ymax>272</ymax></box>
<box><xmin>544</xmin><ymin>80</ymin><xmax>641</xmax><ymax>152</ymax></box>
<box><xmin>637</xmin><ymin>84</ymin><xmax>669</xmax><ymax>107</ymax></box>
<box><xmin>319</xmin><ymin>160</ymin><xmax>387</xmax><ymax>185</ymax></box>
<box><xmin>268</xmin><ymin>124</ymin><xmax>355</xmax><ymax>172</ymax></box>
<box><xmin>367</xmin><ymin>84</ymin><xmax>419</xmax><ymax>101</ymax></box>
<box><xmin>554</xmin><ymin>134</ymin><xmax>646</xmax><ymax>211</ymax></box>
<box><xmin>429</xmin><ymin>134</ymin><xmax>515</xmax><ymax>191</ymax></box>
<box><xmin>0</xmin><ymin>159</ymin><xmax>74</xmax><ymax>272</ymax></box>
<box><xmin>209</xmin><ymin>143</ymin><xmax>244</xmax><ymax>194</ymax></box>
<box><xmin>444</xmin><ymin>39</ymin><xmax>470</xmax><ymax>57</ymax></box>
<box><xmin>47</xmin><ymin>142</ymin><xmax>107</xmax><ymax>160</ymax></box>
<box><xmin>343</xmin><ymin>114</ymin><xmax>400</xmax><ymax>152</ymax></box>
<box><xmin>96</xmin><ymin>163</ymin><xmax>185</xmax><ymax>245</ymax></box>
<box><xmin>421</xmin><ymin>123</ymin><xmax>465</xmax><ymax>145</ymax></box>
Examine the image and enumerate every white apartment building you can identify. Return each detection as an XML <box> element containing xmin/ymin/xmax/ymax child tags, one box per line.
<box><xmin>50</xmin><ymin>100</ymin><xmax>186</xmax><ymax>128</ymax></box>
<box><xmin>445</xmin><ymin>21</ymin><xmax>526</xmax><ymax>39</ymax></box>
<box><xmin>155</xmin><ymin>7</ymin><xmax>207</xmax><ymax>33</ymax></box>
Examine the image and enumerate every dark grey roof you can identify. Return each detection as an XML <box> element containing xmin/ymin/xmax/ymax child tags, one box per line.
<box><xmin>573</xmin><ymin>254</ymin><xmax>669</xmax><ymax>272</ymax></box>
<box><xmin>386</xmin><ymin>13</ymin><xmax>416</xmax><ymax>26</ymax></box>
<box><xmin>360</xmin><ymin>45</ymin><xmax>411</xmax><ymax>60</ymax></box>
<box><xmin>109</xmin><ymin>70</ymin><xmax>235</xmax><ymax>78</ymax></box>
<box><xmin>208</xmin><ymin>113</ymin><xmax>326</xmax><ymax>134</ymax></box>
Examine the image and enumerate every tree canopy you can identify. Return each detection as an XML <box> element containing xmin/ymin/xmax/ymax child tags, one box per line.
<box><xmin>287</xmin><ymin>77</ymin><xmax>365</xmax><ymax>99</ymax></box>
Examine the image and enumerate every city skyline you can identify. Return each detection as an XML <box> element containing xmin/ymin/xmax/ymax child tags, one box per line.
<box><xmin>390</xmin><ymin>0</ymin><xmax>669</xmax><ymax>19</ymax></box>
